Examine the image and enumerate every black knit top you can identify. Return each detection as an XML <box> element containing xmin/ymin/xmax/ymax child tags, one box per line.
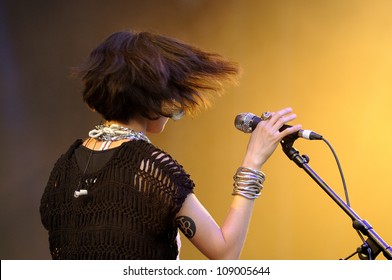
<box><xmin>40</xmin><ymin>139</ymin><xmax>194</xmax><ymax>259</ymax></box>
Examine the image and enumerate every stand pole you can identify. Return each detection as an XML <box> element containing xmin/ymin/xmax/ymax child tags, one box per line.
<box><xmin>281</xmin><ymin>139</ymin><xmax>392</xmax><ymax>260</ymax></box>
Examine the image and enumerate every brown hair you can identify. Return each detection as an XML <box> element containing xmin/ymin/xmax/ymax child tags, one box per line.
<box><xmin>72</xmin><ymin>30</ymin><xmax>240</xmax><ymax>122</ymax></box>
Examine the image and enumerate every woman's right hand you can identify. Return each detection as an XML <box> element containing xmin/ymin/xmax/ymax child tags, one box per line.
<box><xmin>241</xmin><ymin>107</ymin><xmax>302</xmax><ymax>170</ymax></box>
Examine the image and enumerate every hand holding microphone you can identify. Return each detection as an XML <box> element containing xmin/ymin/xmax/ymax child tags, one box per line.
<box><xmin>235</xmin><ymin>111</ymin><xmax>322</xmax><ymax>140</ymax></box>
<box><xmin>236</xmin><ymin>108</ymin><xmax>308</xmax><ymax>170</ymax></box>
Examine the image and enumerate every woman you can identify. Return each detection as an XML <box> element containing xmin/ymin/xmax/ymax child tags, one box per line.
<box><xmin>40</xmin><ymin>30</ymin><xmax>301</xmax><ymax>260</ymax></box>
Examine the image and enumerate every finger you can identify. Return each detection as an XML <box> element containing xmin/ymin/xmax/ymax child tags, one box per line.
<box><xmin>269</xmin><ymin>109</ymin><xmax>296</xmax><ymax>132</ymax></box>
<box><xmin>273</xmin><ymin>113</ymin><xmax>296</xmax><ymax>126</ymax></box>
<box><xmin>279</xmin><ymin>124</ymin><xmax>302</xmax><ymax>138</ymax></box>
<box><xmin>274</xmin><ymin>107</ymin><xmax>294</xmax><ymax>118</ymax></box>
<box><xmin>266</xmin><ymin>108</ymin><xmax>293</xmax><ymax>124</ymax></box>
<box><xmin>258</xmin><ymin>107</ymin><xmax>297</xmax><ymax>135</ymax></box>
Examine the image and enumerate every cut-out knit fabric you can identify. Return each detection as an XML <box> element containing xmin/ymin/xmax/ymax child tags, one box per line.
<box><xmin>40</xmin><ymin>139</ymin><xmax>194</xmax><ymax>259</ymax></box>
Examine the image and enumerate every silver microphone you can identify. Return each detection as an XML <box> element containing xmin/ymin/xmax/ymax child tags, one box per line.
<box><xmin>234</xmin><ymin>112</ymin><xmax>322</xmax><ymax>140</ymax></box>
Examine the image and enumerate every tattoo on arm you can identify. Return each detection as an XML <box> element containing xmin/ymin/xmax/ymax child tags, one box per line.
<box><xmin>175</xmin><ymin>216</ymin><xmax>196</xmax><ymax>238</ymax></box>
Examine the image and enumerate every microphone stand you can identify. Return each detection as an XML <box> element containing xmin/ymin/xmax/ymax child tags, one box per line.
<box><xmin>280</xmin><ymin>137</ymin><xmax>392</xmax><ymax>260</ymax></box>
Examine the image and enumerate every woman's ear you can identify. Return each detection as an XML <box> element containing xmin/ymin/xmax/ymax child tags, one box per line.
<box><xmin>86</xmin><ymin>104</ymin><xmax>96</xmax><ymax>112</ymax></box>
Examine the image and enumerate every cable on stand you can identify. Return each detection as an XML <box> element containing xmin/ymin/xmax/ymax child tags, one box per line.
<box><xmin>280</xmin><ymin>135</ymin><xmax>392</xmax><ymax>260</ymax></box>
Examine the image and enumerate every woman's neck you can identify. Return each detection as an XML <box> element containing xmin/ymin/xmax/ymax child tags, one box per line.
<box><xmin>105</xmin><ymin>117</ymin><xmax>147</xmax><ymax>134</ymax></box>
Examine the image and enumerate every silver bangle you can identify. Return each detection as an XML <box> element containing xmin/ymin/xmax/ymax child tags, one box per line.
<box><xmin>232</xmin><ymin>166</ymin><xmax>266</xmax><ymax>199</ymax></box>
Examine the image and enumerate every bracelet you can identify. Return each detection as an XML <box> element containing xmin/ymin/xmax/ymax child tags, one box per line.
<box><xmin>232</xmin><ymin>166</ymin><xmax>266</xmax><ymax>199</ymax></box>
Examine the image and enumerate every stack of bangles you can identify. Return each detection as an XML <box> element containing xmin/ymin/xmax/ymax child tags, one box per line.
<box><xmin>232</xmin><ymin>166</ymin><xmax>266</xmax><ymax>199</ymax></box>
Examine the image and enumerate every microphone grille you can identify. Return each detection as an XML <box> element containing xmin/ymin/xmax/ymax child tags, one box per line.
<box><xmin>234</xmin><ymin>112</ymin><xmax>255</xmax><ymax>133</ymax></box>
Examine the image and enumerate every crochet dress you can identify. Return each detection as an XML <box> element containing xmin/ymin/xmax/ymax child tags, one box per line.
<box><xmin>40</xmin><ymin>139</ymin><xmax>194</xmax><ymax>259</ymax></box>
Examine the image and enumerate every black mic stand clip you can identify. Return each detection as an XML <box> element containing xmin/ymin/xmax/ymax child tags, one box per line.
<box><xmin>280</xmin><ymin>136</ymin><xmax>392</xmax><ymax>260</ymax></box>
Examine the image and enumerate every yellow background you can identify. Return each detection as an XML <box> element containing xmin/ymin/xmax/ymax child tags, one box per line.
<box><xmin>149</xmin><ymin>1</ymin><xmax>392</xmax><ymax>260</ymax></box>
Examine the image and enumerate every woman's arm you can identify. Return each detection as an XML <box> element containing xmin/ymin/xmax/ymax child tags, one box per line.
<box><xmin>175</xmin><ymin>107</ymin><xmax>301</xmax><ymax>259</ymax></box>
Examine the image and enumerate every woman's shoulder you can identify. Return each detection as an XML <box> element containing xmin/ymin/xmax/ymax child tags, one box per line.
<box><xmin>121</xmin><ymin>140</ymin><xmax>193</xmax><ymax>183</ymax></box>
<box><xmin>52</xmin><ymin>139</ymin><xmax>84</xmax><ymax>167</ymax></box>
<box><xmin>120</xmin><ymin>139</ymin><xmax>172</xmax><ymax>160</ymax></box>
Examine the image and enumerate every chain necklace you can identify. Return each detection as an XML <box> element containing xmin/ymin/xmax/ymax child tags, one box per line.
<box><xmin>88</xmin><ymin>123</ymin><xmax>151</xmax><ymax>143</ymax></box>
<box><xmin>75</xmin><ymin>123</ymin><xmax>150</xmax><ymax>198</ymax></box>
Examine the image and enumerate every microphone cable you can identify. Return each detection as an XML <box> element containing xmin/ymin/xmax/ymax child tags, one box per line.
<box><xmin>322</xmin><ymin>137</ymin><xmax>350</xmax><ymax>206</ymax></box>
<box><xmin>322</xmin><ymin>137</ymin><xmax>370</xmax><ymax>258</ymax></box>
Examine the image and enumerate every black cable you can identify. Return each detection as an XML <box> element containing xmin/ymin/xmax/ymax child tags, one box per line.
<box><xmin>322</xmin><ymin>138</ymin><xmax>350</xmax><ymax>206</ymax></box>
<box><xmin>322</xmin><ymin>137</ymin><xmax>369</xmax><ymax>258</ymax></box>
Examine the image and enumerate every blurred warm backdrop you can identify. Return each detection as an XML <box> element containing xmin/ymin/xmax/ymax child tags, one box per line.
<box><xmin>1</xmin><ymin>0</ymin><xmax>391</xmax><ymax>260</ymax></box>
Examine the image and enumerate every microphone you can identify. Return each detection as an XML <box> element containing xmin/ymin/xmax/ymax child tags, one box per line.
<box><xmin>234</xmin><ymin>112</ymin><xmax>323</xmax><ymax>140</ymax></box>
